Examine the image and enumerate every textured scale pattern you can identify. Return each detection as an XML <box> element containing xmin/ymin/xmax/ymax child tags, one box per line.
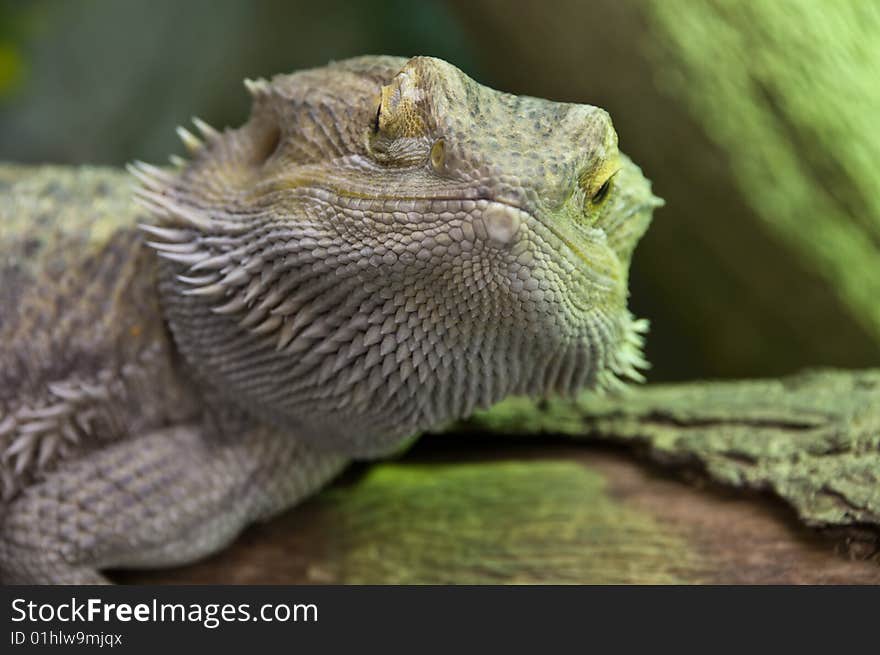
<box><xmin>0</xmin><ymin>168</ymin><xmax>200</xmax><ymax>501</ymax></box>
<box><xmin>0</xmin><ymin>56</ymin><xmax>660</xmax><ymax>583</ymax></box>
<box><xmin>138</xmin><ymin>56</ymin><xmax>661</xmax><ymax>457</ymax></box>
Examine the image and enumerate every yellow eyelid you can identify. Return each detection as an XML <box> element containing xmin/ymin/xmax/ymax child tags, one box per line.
<box><xmin>579</xmin><ymin>154</ymin><xmax>621</xmax><ymax>198</ymax></box>
<box><xmin>595</xmin><ymin>167</ymin><xmax>621</xmax><ymax>200</ymax></box>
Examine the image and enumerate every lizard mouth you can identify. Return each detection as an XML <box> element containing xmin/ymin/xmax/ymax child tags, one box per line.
<box><xmin>265</xmin><ymin>175</ymin><xmax>604</xmax><ymax>277</ymax></box>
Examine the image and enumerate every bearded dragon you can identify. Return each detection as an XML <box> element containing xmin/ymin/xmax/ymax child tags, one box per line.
<box><xmin>0</xmin><ymin>55</ymin><xmax>661</xmax><ymax>583</ymax></box>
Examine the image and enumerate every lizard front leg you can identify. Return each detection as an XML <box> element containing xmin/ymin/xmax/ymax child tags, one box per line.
<box><xmin>0</xmin><ymin>423</ymin><xmax>346</xmax><ymax>584</ymax></box>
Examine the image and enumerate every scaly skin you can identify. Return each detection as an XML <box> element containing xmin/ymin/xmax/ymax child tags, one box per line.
<box><xmin>0</xmin><ymin>56</ymin><xmax>661</xmax><ymax>583</ymax></box>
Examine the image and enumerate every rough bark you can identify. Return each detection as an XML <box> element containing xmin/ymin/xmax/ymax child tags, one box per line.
<box><xmin>461</xmin><ymin>368</ymin><xmax>880</xmax><ymax>536</ymax></box>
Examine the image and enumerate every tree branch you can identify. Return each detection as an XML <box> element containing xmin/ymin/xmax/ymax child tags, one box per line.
<box><xmin>459</xmin><ymin>368</ymin><xmax>880</xmax><ymax>535</ymax></box>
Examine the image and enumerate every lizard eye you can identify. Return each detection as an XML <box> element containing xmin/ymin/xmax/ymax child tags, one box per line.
<box><xmin>591</xmin><ymin>177</ymin><xmax>613</xmax><ymax>205</ymax></box>
<box><xmin>589</xmin><ymin>168</ymin><xmax>621</xmax><ymax>207</ymax></box>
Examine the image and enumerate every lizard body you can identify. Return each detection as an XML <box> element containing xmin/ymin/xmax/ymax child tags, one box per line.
<box><xmin>0</xmin><ymin>56</ymin><xmax>661</xmax><ymax>583</ymax></box>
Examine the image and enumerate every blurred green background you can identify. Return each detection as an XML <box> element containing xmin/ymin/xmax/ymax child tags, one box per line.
<box><xmin>2</xmin><ymin>0</ymin><xmax>878</xmax><ymax>382</ymax></box>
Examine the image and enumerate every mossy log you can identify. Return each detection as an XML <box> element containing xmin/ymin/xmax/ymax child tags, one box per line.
<box><xmin>463</xmin><ymin>368</ymin><xmax>880</xmax><ymax>535</ymax></box>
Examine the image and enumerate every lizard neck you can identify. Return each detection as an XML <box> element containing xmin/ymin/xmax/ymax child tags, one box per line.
<box><xmin>157</xmin><ymin>244</ymin><xmax>622</xmax><ymax>458</ymax></box>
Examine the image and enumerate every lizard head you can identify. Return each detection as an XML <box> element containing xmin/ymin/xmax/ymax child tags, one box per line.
<box><xmin>134</xmin><ymin>55</ymin><xmax>662</xmax><ymax>457</ymax></box>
